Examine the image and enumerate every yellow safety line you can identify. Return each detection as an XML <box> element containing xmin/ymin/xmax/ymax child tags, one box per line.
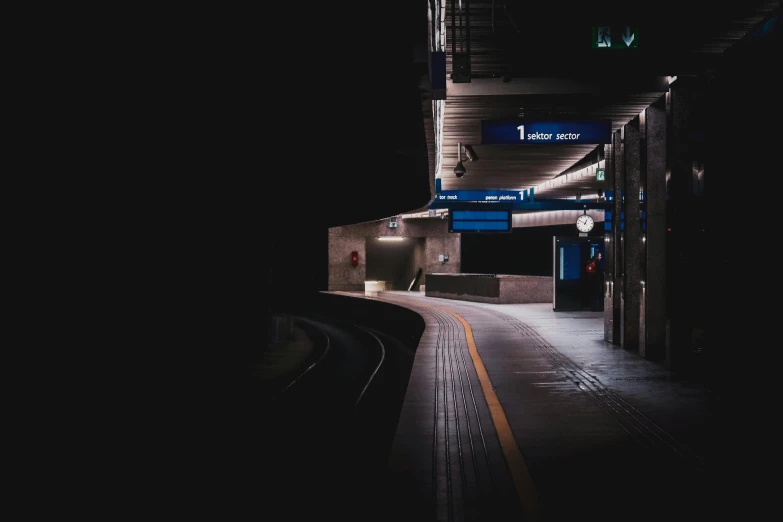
<box><xmin>436</xmin><ymin>306</ymin><xmax>541</xmax><ymax>522</ymax></box>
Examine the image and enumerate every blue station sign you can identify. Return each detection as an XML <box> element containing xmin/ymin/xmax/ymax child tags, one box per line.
<box><xmin>433</xmin><ymin>190</ymin><xmax>522</xmax><ymax>202</ymax></box>
<box><xmin>481</xmin><ymin>120</ymin><xmax>613</xmax><ymax>145</ymax></box>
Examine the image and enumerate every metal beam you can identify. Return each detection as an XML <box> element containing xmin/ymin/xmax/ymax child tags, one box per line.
<box><xmin>446</xmin><ymin>76</ymin><xmax>669</xmax><ymax>96</ymax></box>
<box><xmin>513</xmin><ymin>209</ymin><xmax>604</xmax><ymax>228</ymax></box>
<box><xmin>429</xmin><ymin>199</ymin><xmax>608</xmax><ymax>211</ymax></box>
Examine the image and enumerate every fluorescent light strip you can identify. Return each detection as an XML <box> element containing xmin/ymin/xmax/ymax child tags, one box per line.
<box><xmin>378</xmin><ymin>237</ymin><xmax>404</xmax><ymax>241</ymax></box>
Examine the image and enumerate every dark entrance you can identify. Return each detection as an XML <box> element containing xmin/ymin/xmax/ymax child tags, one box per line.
<box><xmin>365</xmin><ymin>237</ymin><xmax>425</xmax><ymax>290</ymax></box>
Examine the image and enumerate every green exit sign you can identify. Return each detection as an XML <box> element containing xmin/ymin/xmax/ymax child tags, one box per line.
<box><xmin>596</xmin><ymin>168</ymin><xmax>606</xmax><ymax>181</ymax></box>
<box><xmin>592</xmin><ymin>26</ymin><xmax>639</xmax><ymax>49</ymax></box>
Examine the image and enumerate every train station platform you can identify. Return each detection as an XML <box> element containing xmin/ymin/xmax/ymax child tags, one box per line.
<box><xmin>329</xmin><ymin>290</ymin><xmax>712</xmax><ymax>522</ymax></box>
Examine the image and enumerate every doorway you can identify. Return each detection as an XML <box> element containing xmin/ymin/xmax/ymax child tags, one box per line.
<box><xmin>365</xmin><ymin>237</ymin><xmax>425</xmax><ymax>290</ymax></box>
<box><xmin>553</xmin><ymin>236</ymin><xmax>605</xmax><ymax>311</ymax></box>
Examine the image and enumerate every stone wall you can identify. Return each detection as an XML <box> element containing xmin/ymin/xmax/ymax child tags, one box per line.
<box><xmin>425</xmin><ymin>274</ymin><xmax>553</xmax><ymax>304</ymax></box>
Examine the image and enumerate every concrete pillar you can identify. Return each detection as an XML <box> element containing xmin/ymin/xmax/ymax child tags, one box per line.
<box><xmin>642</xmin><ymin>96</ymin><xmax>667</xmax><ymax>361</ymax></box>
<box><xmin>613</xmin><ymin>129</ymin><xmax>625</xmax><ymax>346</ymax></box>
<box><xmin>622</xmin><ymin>117</ymin><xmax>642</xmax><ymax>353</ymax></box>
<box><xmin>668</xmin><ymin>80</ymin><xmax>695</xmax><ymax>371</ymax></box>
<box><xmin>604</xmin><ymin>134</ymin><xmax>622</xmax><ymax>344</ymax></box>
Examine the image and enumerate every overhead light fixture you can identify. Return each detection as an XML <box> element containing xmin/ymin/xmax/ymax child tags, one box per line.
<box><xmin>378</xmin><ymin>237</ymin><xmax>404</xmax><ymax>241</ymax></box>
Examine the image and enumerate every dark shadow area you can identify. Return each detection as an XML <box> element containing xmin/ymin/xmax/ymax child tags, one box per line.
<box><xmin>262</xmin><ymin>293</ymin><xmax>425</xmax><ymax>521</ymax></box>
<box><xmin>525</xmin><ymin>439</ymin><xmax>712</xmax><ymax>521</ymax></box>
<box><xmin>703</xmin><ymin>9</ymin><xmax>780</xmax><ymax>517</ymax></box>
<box><xmin>261</xmin><ymin>315</ymin><xmax>328</xmax><ymax>397</ymax></box>
<box><xmin>461</xmin><ymin>222</ymin><xmax>603</xmax><ymax>275</ymax></box>
<box><xmin>139</xmin><ymin>2</ymin><xmax>435</xmax><ymax>515</ymax></box>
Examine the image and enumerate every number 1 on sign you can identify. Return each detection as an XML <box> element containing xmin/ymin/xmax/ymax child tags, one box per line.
<box><xmin>517</xmin><ymin>125</ymin><xmax>524</xmax><ymax>140</ymax></box>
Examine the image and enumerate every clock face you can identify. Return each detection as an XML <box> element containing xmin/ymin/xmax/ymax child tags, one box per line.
<box><xmin>576</xmin><ymin>214</ymin><xmax>594</xmax><ymax>232</ymax></box>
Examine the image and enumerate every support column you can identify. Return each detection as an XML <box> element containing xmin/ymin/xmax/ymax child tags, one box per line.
<box><xmin>604</xmin><ymin>133</ymin><xmax>622</xmax><ymax>344</ymax></box>
<box><xmin>622</xmin><ymin>117</ymin><xmax>642</xmax><ymax>353</ymax></box>
<box><xmin>643</xmin><ymin>96</ymin><xmax>667</xmax><ymax>361</ymax></box>
<box><xmin>669</xmin><ymin>80</ymin><xmax>695</xmax><ymax>372</ymax></box>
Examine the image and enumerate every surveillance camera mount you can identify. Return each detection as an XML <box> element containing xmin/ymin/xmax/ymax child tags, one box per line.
<box><xmin>454</xmin><ymin>142</ymin><xmax>467</xmax><ymax>177</ymax></box>
<box><xmin>463</xmin><ymin>144</ymin><xmax>478</xmax><ymax>162</ymax></box>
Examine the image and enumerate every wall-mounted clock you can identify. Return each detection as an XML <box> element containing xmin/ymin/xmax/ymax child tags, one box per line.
<box><xmin>576</xmin><ymin>214</ymin><xmax>594</xmax><ymax>233</ymax></box>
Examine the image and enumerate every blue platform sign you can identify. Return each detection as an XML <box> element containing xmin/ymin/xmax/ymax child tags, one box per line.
<box><xmin>433</xmin><ymin>190</ymin><xmax>522</xmax><ymax>202</ymax></box>
<box><xmin>449</xmin><ymin>209</ymin><xmax>511</xmax><ymax>233</ymax></box>
<box><xmin>481</xmin><ymin>120</ymin><xmax>612</xmax><ymax>145</ymax></box>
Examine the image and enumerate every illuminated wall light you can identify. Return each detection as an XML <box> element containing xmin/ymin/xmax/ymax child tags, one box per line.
<box><xmin>378</xmin><ymin>237</ymin><xmax>404</xmax><ymax>241</ymax></box>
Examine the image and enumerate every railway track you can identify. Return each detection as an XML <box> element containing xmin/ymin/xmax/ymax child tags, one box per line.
<box><xmin>273</xmin><ymin>316</ymin><xmax>386</xmax><ymax>412</ymax></box>
<box><xmin>264</xmin><ymin>315</ymin><xmax>392</xmax><ymax>519</ymax></box>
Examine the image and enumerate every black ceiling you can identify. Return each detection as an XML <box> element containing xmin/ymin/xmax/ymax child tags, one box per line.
<box><xmin>446</xmin><ymin>0</ymin><xmax>779</xmax><ymax>77</ymax></box>
<box><xmin>271</xmin><ymin>1</ymin><xmax>433</xmax><ymax>228</ymax></box>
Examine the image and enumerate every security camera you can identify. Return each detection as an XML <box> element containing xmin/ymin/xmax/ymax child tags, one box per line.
<box><xmin>501</xmin><ymin>66</ymin><xmax>512</xmax><ymax>83</ymax></box>
<box><xmin>463</xmin><ymin>145</ymin><xmax>479</xmax><ymax>162</ymax></box>
<box><xmin>597</xmin><ymin>188</ymin><xmax>604</xmax><ymax>197</ymax></box>
<box><xmin>454</xmin><ymin>161</ymin><xmax>467</xmax><ymax>178</ymax></box>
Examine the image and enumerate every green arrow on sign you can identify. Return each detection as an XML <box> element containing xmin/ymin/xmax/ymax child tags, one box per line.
<box><xmin>620</xmin><ymin>26</ymin><xmax>639</xmax><ymax>48</ymax></box>
<box><xmin>596</xmin><ymin>168</ymin><xmax>606</xmax><ymax>181</ymax></box>
<box><xmin>592</xmin><ymin>26</ymin><xmax>639</xmax><ymax>48</ymax></box>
